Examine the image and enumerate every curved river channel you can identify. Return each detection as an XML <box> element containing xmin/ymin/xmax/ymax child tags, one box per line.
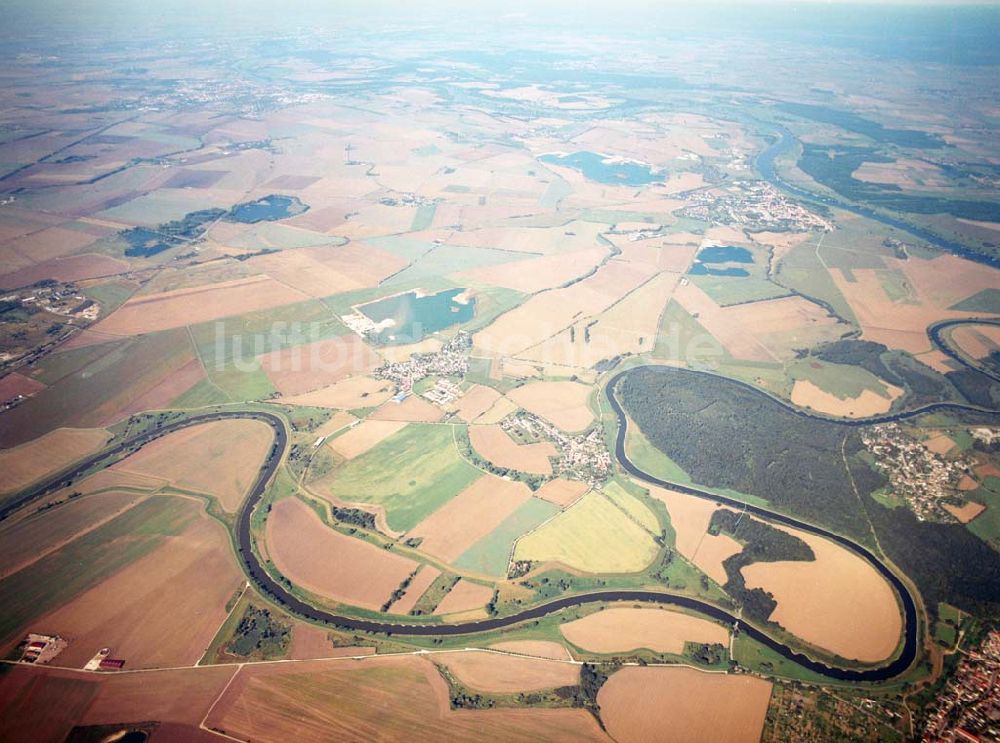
<box><xmin>5</xmin><ymin>325</ymin><xmax>999</xmax><ymax>682</ymax></box>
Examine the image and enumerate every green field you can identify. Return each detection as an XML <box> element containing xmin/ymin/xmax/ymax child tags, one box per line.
<box><xmin>773</xmin><ymin>238</ymin><xmax>857</xmax><ymax>323</ymax></box>
<box><xmin>601</xmin><ymin>481</ymin><xmax>661</xmax><ymax>533</ymax></box>
<box><xmin>950</xmin><ymin>287</ymin><xmax>1000</xmax><ymax>314</ymax></box>
<box><xmin>876</xmin><ymin>268</ymin><xmax>919</xmax><ymax>304</ymax></box>
<box><xmin>327</xmin><ymin>424</ymin><xmax>480</xmax><ymax>532</ymax></box>
<box><xmin>452</xmin><ymin>497</ymin><xmax>559</xmax><ymax>577</ymax></box>
<box><xmin>514</xmin><ymin>491</ymin><xmax>659</xmax><ymax>573</ymax></box>
<box><xmin>384</xmin><ymin>244</ymin><xmax>521</xmax><ymax>286</ymax></box>
<box><xmin>688</xmin><ymin>274</ymin><xmax>791</xmax><ymax>306</ymax></box>
<box><xmin>788</xmin><ymin>358</ymin><xmax>894</xmax><ymax>399</ymax></box>
<box><xmin>967</xmin><ymin>477</ymin><xmax>1000</xmax><ymax>548</ymax></box>
<box><xmin>0</xmin><ymin>497</ymin><xmax>197</xmax><ymax>643</ymax></box>
<box><xmin>653</xmin><ymin>300</ymin><xmax>732</xmax><ymax>365</ymax></box>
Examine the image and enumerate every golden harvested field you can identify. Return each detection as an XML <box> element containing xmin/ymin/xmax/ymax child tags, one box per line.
<box><xmin>254</xmin><ymin>243</ymin><xmax>408</xmax><ymax>297</ymax></box>
<box><xmin>407</xmin><ymin>475</ymin><xmax>532</xmax><ymax>563</ymax></box>
<box><xmin>458</xmin><ymin>248</ymin><xmax>609</xmax><ymax>293</ymax></box>
<box><xmin>92</xmin><ymin>275</ymin><xmax>310</xmax><ymax>336</ymax></box>
<box><xmin>120</xmin><ymin>357</ymin><xmax>205</xmax><ymax>415</ymax></box>
<box><xmin>0</xmin><ymin>664</ymin><xmax>237</xmax><ymax>743</ymax></box>
<box><xmin>474</xmin><ymin>395</ymin><xmax>520</xmax><ymax>425</ymax></box>
<box><xmin>489</xmin><ymin>640</ymin><xmax>572</xmax><ymax>661</ymax></box>
<box><xmin>951</xmin><ymin>324</ymin><xmax>1000</xmax><ymax>360</ymax></box>
<box><xmin>560</xmin><ymin>606</ymin><xmax>729</xmax><ymax>654</ymax></box>
<box><xmin>387</xmin><ymin>565</ymin><xmax>442</xmax><ymax>616</ymax></box>
<box><xmin>313</xmin><ymin>410</ymin><xmax>358</xmax><ymax>438</ymax></box>
<box><xmin>521</xmin><ymin>272</ymin><xmax>680</xmax><ymax>368</ymax></box>
<box><xmin>514</xmin><ymin>491</ymin><xmax>659</xmax><ymax>574</ymax></box>
<box><xmin>0</xmin><ymin>491</ymin><xmax>146</xmax><ymax>579</ymax></box>
<box><xmin>647</xmin><ymin>486</ymin><xmax>741</xmax><ymax>585</ymax></box>
<box><xmin>506</xmin><ymin>380</ymin><xmax>594</xmax><ymax>432</ymax></box>
<box><xmin>473</xmin><ymin>260</ymin><xmax>656</xmax><ymax>356</ymax></box>
<box><xmin>369</xmin><ymin>394</ymin><xmax>443</xmax><ymax>422</ymax></box>
<box><xmin>260</xmin><ymin>334</ymin><xmax>383</xmax><ymax>396</ymax></box>
<box><xmin>534</xmin><ymin>478</ymin><xmax>590</xmax><ymax>507</ymax></box>
<box><xmin>266</xmin><ymin>497</ymin><xmax>418</xmax><ymax>611</ymax></box>
<box><xmin>943</xmin><ymin>501</ymin><xmax>987</xmax><ymax>524</ymax></box>
<box><xmin>328</xmin><ymin>420</ymin><xmax>407</xmax><ymax>459</ymax></box>
<box><xmin>741</xmin><ymin>522</ymin><xmax>902</xmax><ymax>662</ymax></box>
<box><xmin>852</xmin><ymin>158</ymin><xmax>950</xmax><ymax>189</ymax></box>
<box><xmin>0</xmin><ymin>427</ymin><xmax>110</xmax><ymax>496</ymax></box>
<box><xmin>36</xmin><ymin>501</ymin><xmax>242</xmax><ymax>669</ymax></box>
<box><xmin>790</xmin><ymin>379</ymin><xmax>902</xmax><ymax>418</ymax></box>
<box><xmin>451</xmin><ymin>384</ymin><xmax>502</xmax><ymax>422</ymax></box>
<box><xmin>433</xmin><ymin>579</ymin><xmax>495</xmax><ymax>616</ymax></box>
<box><xmin>436</xmin><ymin>650</ymin><xmax>578</xmax><ymax>693</ymax></box>
<box><xmin>112</xmin><ymin>419</ymin><xmax>273</xmax><ymax>512</ymax></box>
<box><xmin>280</xmin><ymin>374</ymin><xmax>394</xmax><ymax>409</ymax></box>
<box><xmin>673</xmin><ymin>281</ymin><xmax>773</xmax><ymax>361</ymax></box>
<box><xmin>598</xmin><ymin>666</ymin><xmax>772</xmax><ymax>743</ymax></box>
<box><xmin>469</xmin><ymin>424</ymin><xmax>557</xmax><ymax>475</ymax></box>
<box><xmin>203</xmin><ymin>655</ymin><xmax>607</xmax><ymax>743</ymax></box>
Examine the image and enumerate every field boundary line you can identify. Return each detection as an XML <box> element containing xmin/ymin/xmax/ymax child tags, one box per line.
<box><xmin>198</xmin><ymin>581</ymin><xmax>251</xmax><ymax>667</ymax></box>
<box><xmin>198</xmin><ymin>663</ymin><xmax>245</xmax><ymax>741</ymax></box>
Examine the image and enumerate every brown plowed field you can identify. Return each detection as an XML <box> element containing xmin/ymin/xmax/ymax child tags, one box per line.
<box><xmin>260</xmin><ymin>334</ymin><xmax>382</xmax><ymax>396</ymax></box>
<box><xmin>598</xmin><ymin>666</ymin><xmax>771</xmax><ymax>743</ymax></box>
<box><xmin>407</xmin><ymin>475</ymin><xmax>532</xmax><ymax>563</ymax></box>
<box><xmin>433</xmin><ymin>579</ymin><xmax>494</xmax><ymax>616</ymax></box>
<box><xmin>36</xmin><ymin>502</ymin><xmax>242</xmax><ymax>669</ymax></box>
<box><xmin>327</xmin><ymin>420</ymin><xmax>407</xmax><ymax>459</ymax></box>
<box><xmin>0</xmin><ymin>427</ymin><xmax>111</xmax><ymax>496</ymax></box>
<box><xmin>281</xmin><ymin>375</ymin><xmax>393</xmax><ymax>409</ymax></box>
<box><xmin>266</xmin><ymin>497</ymin><xmax>418</xmax><ymax>611</ymax></box>
<box><xmin>386</xmin><ymin>565</ymin><xmax>442</xmax><ymax>616</ymax></box>
<box><xmin>469</xmin><ymin>425</ymin><xmax>556</xmax><ymax>475</ymax></box>
<box><xmin>534</xmin><ymin>478</ymin><xmax>589</xmax><ymax>507</ymax></box>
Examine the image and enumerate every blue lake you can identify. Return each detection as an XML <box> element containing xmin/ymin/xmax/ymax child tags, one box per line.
<box><xmin>539</xmin><ymin>151</ymin><xmax>662</xmax><ymax>186</ymax></box>
<box><xmin>695</xmin><ymin>245</ymin><xmax>754</xmax><ymax>263</ymax></box>
<box><xmin>359</xmin><ymin>288</ymin><xmax>475</xmax><ymax>344</ymax></box>
<box><xmin>227</xmin><ymin>194</ymin><xmax>308</xmax><ymax>224</ymax></box>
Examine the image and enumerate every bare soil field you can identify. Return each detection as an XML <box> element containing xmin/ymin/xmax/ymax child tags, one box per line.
<box><xmin>924</xmin><ymin>433</ymin><xmax>956</xmax><ymax>455</ymax></box>
<box><xmin>0</xmin><ymin>664</ymin><xmax>237</xmax><ymax>743</ymax></box>
<box><xmin>473</xmin><ymin>260</ymin><xmax>656</xmax><ymax>357</ymax></box>
<box><xmin>407</xmin><ymin>475</ymin><xmax>532</xmax><ymax>564</ymax></box>
<box><xmin>266</xmin><ymin>497</ymin><xmax>418</xmax><ymax>611</ymax></box>
<box><xmin>534</xmin><ymin>478</ymin><xmax>589</xmax><ymax>507</ymax></box>
<box><xmin>287</xmin><ymin>623</ymin><xmax>375</xmax><ymax>660</ymax></box>
<box><xmin>369</xmin><ymin>395</ymin><xmax>443</xmax><ymax>422</ymax></box>
<box><xmin>944</xmin><ymin>501</ymin><xmax>987</xmax><ymax>523</ymax></box>
<box><xmin>673</xmin><ymin>281</ymin><xmax>774</xmax><ymax>361</ymax></box>
<box><xmin>0</xmin><ymin>253</ymin><xmax>128</xmax><ymax>290</ymax></box>
<box><xmin>313</xmin><ymin>411</ymin><xmax>358</xmax><ymax>438</ymax></box>
<box><xmin>120</xmin><ymin>357</ymin><xmax>206</xmax><ymax>414</ymax></box>
<box><xmin>436</xmin><ymin>650</ymin><xmax>579</xmax><ymax>693</ymax></box>
<box><xmin>281</xmin><ymin>374</ymin><xmax>393</xmax><ymax>409</ymax></box>
<box><xmin>0</xmin><ymin>427</ymin><xmax>111</xmax><ymax>496</ymax></box>
<box><xmin>458</xmin><ymin>247</ymin><xmax>609</xmax><ymax>293</ymax></box>
<box><xmin>474</xmin><ymin>396</ymin><xmax>520</xmax><ymax>424</ymax></box>
<box><xmin>790</xmin><ymin>379</ymin><xmax>902</xmax><ymax>418</ymax></box>
<box><xmin>951</xmin><ymin>324</ymin><xmax>1000</xmax><ymax>360</ymax></box>
<box><xmin>598</xmin><ymin>666</ymin><xmax>772</xmax><ymax>743</ymax></box>
<box><xmin>560</xmin><ymin>606</ymin><xmax>729</xmax><ymax>654</ymax></box>
<box><xmin>92</xmin><ymin>275</ymin><xmax>311</xmax><ymax>336</ymax></box>
<box><xmin>506</xmin><ymin>380</ymin><xmax>594</xmax><ymax>432</ymax></box>
<box><xmin>259</xmin><ymin>334</ymin><xmax>382</xmax><ymax>396</ymax></box>
<box><xmin>327</xmin><ymin>420</ymin><xmax>408</xmax><ymax>459</ymax></box>
<box><xmin>469</xmin><ymin>424</ymin><xmax>557</xmax><ymax>475</ymax></box>
<box><xmin>0</xmin><ymin>491</ymin><xmax>146</xmax><ymax>580</ymax></box>
<box><xmin>489</xmin><ymin>640</ymin><xmax>572</xmax><ymax>661</ymax></box>
<box><xmin>451</xmin><ymin>384</ymin><xmax>503</xmax><ymax>422</ymax></box>
<box><xmin>852</xmin><ymin>158</ymin><xmax>950</xmax><ymax>190</ymax></box>
<box><xmin>386</xmin><ymin>565</ymin><xmax>442</xmax><ymax>616</ymax></box>
<box><xmin>433</xmin><ymin>579</ymin><xmax>494</xmax><ymax>616</ymax></box>
<box><xmin>203</xmin><ymin>655</ymin><xmax>607</xmax><ymax>742</ymax></box>
<box><xmin>741</xmin><ymin>522</ymin><xmax>902</xmax><ymax>662</ymax></box>
<box><xmin>112</xmin><ymin>419</ymin><xmax>273</xmax><ymax>512</ymax></box>
<box><xmin>0</xmin><ymin>371</ymin><xmax>45</xmax><ymax>404</ymax></box>
<box><xmin>647</xmin><ymin>486</ymin><xmax>741</xmax><ymax>585</ymax></box>
<box><xmin>36</xmin><ymin>503</ymin><xmax>242</xmax><ymax>669</ymax></box>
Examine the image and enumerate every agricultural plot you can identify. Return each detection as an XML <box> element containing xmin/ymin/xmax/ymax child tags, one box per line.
<box><xmin>281</xmin><ymin>375</ymin><xmax>394</xmax><ymax>409</ymax></box>
<box><xmin>259</xmin><ymin>334</ymin><xmax>383</xmax><ymax>397</ymax></box>
<box><xmin>513</xmin><ymin>491</ymin><xmax>659</xmax><ymax>574</ymax></box>
<box><xmin>266</xmin><ymin>497</ymin><xmax>418</xmax><ymax>611</ymax></box>
<box><xmin>598</xmin><ymin>666</ymin><xmax>772</xmax><ymax>743</ymax></box>
<box><xmin>452</xmin><ymin>497</ymin><xmax>561</xmax><ymax>577</ymax></box>
<box><xmin>34</xmin><ymin>504</ymin><xmax>242</xmax><ymax>669</ymax></box>
<box><xmin>560</xmin><ymin>606</ymin><xmax>729</xmax><ymax>655</ymax></box>
<box><xmin>469</xmin><ymin>424</ymin><xmax>557</xmax><ymax>475</ymax></box>
<box><xmin>435</xmin><ymin>650</ymin><xmax>579</xmax><ymax>693</ymax></box>
<box><xmin>407</xmin><ymin>475</ymin><xmax>532</xmax><ymax>564</ymax></box>
<box><xmin>432</xmin><ymin>579</ymin><xmax>494</xmax><ymax>616</ymax></box>
<box><xmin>741</xmin><ymin>522</ymin><xmax>902</xmax><ymax>662</ymax></box>
<box><xmin>488</xmin><ymin>641</ymin><xmax>572</xmax><ymax>661</ymax></box>
<box><xmin>203</xmin><ymin>655</ymin><xmax>606</xmax><ymax>742</ymax></box>
<box><xmin>451</xmin><ymin>384</ymin><xmax>503</xmax><ymax>422</ymax></box>
<box><xmin>112</xmin><ymin>419</ymin><xmax>273</xmax><ymax>512</ymax></box>
<box><xmin>327</xmin><ymin>420</ymin><xmax>407</xmax><ymax>460</ymax></box>
<box><xmin>506</xmin><ymin>380</ymin><xmax>594</xmax><ymax>432</ymax></box>
<box><xmin>326</xmin><ymin>423</ymin><xmax>480</xmax><ymax>532</ymax></box>
<box><xmin>385</xmin><ymin>565</ymin><xmax>442</xmax><ymax>616</ymax></box>
<box><xmin>369</xmin><ymin>395</ymin><xmax>443</xmax><ymax>422</ymax></box>
<box><xmin>0</xmin><ymin>427</ymin><xmax>110</xmax><ymax>498</ymax></box>
<box><xmin>533</xmin><ymin>478</ymin><xmax>590</xmax><ymax>507</ymax></box>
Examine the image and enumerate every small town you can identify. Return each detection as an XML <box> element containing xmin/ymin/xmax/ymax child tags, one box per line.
<box><xmin>501</xmin><ymin>411</ymin><xmax>612</xmax><ymax>485</ymax></box>
<box><xmin>373</xmin><ymin>332</ymin><xmax>472</xmax><ymax>393</ymax></box>
<box><xmin>920</xmin><ymin>629</ymin><xmax>1000</xmax><ymax>742</ymax></box>
<box><xmin>680</xmin><ymin>180</ymin><xmax>833</xmax><ymax>233</ymax></box>
<box><xmin>860</xmin><ymin>423</ymin><xmax>975</xmax><ymax>522</ymax></box>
